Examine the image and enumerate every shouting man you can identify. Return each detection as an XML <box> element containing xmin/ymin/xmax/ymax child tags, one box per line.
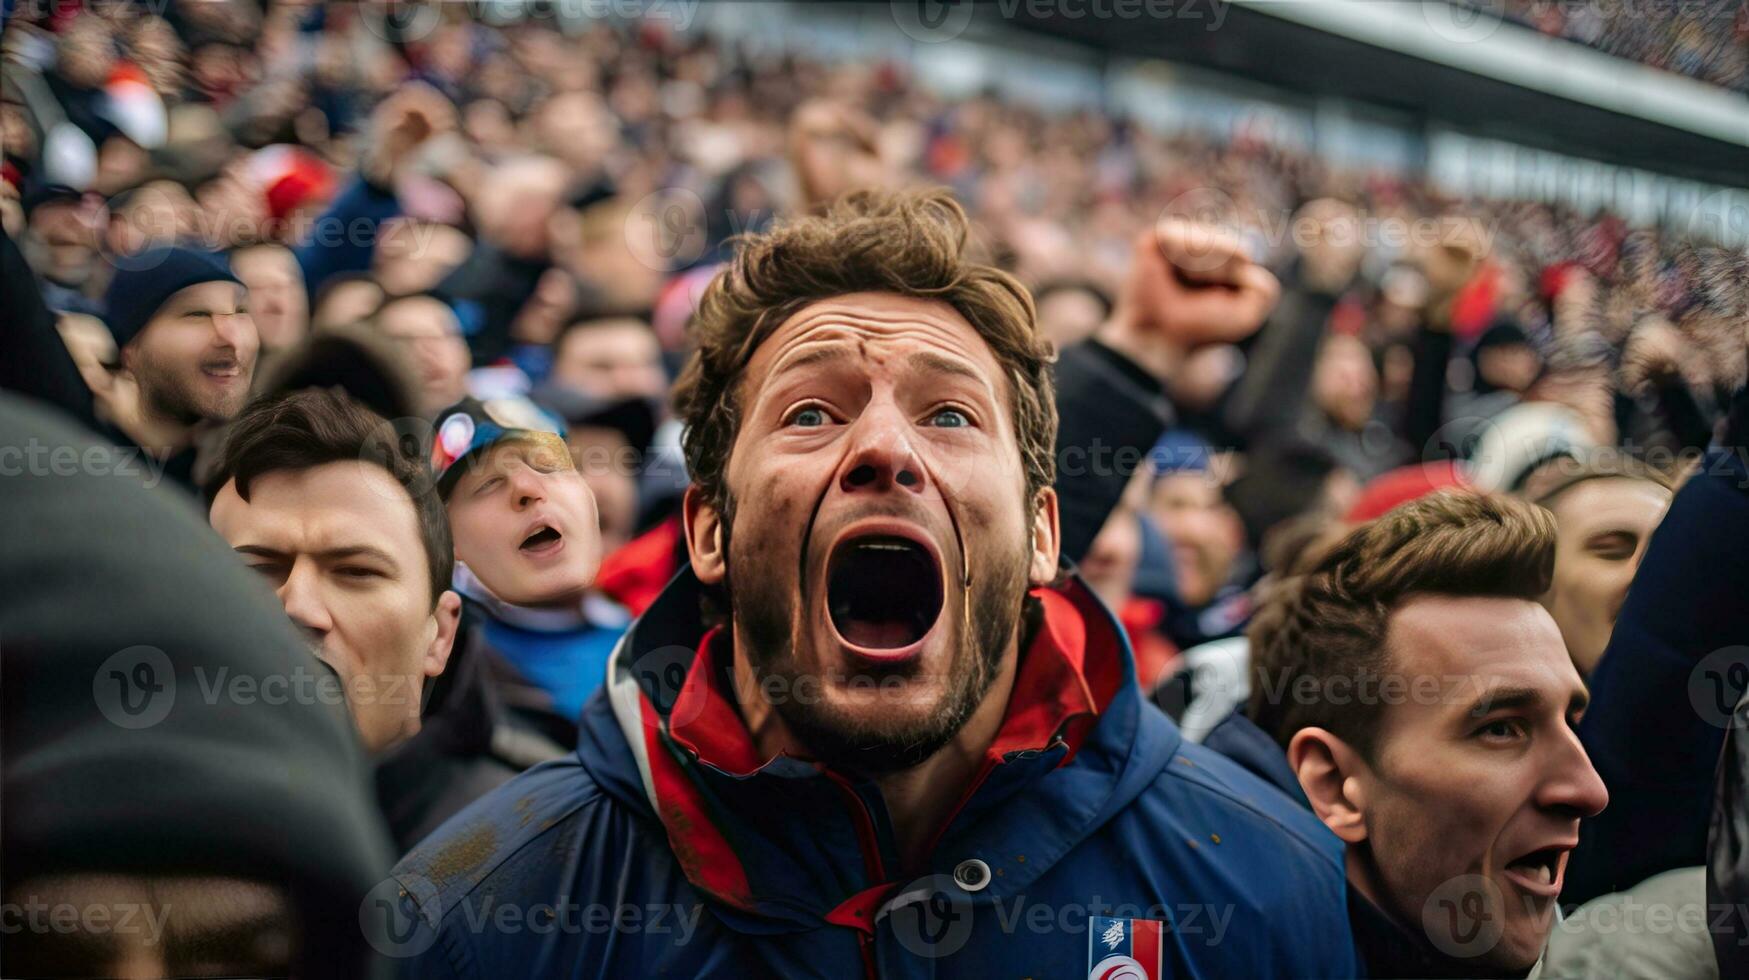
<box><xmin>1249</xmin><ymin>490</ymin><xmax>1609</xmax><ymax>976</ymax></box>
<box><xmin>392</xmin><ymin>190</ymin><xmax>1355</xmax><ymax>976</ymax></box>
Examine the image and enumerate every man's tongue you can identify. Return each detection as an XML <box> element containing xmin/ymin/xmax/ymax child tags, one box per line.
<box><xmin>839</xmin><ymin>616</ymin><xmax>916</xmax><ymax>649</ymax></box>
<box><xmin>826</xmin><ymin>537</ymin><xmax>943</xmax><ymax>651</ymax></box>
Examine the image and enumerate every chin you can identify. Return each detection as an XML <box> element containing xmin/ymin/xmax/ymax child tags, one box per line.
<box><xmin>1493</xmin><ymin>915</ymin><xmax>1555</xmax><ymax>972</ymax></box>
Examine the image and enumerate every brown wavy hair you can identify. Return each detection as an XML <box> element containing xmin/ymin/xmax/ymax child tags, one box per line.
<box><xmin>1247</xmin><ymin>489</ymin><xmax>1557</xmax><ymax>757</ymax></box>
<box><xmin>672</xmin><ymin>187</ymin><xmax>1057</xmax><ymax>517</ymax></box>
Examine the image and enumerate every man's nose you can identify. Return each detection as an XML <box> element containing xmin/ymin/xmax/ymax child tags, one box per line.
<box><xmin>1537</xmin><ymin>725</ymin><xmax>1610</xmax><ymax>819</ymax></box>
<box><xmin>508</xmin><ymin>468</ymin><xmax>547</xmax><ymax>508</ymax></box>
<box><xmin>838</xmin><ymin>408</ymin><xmax>927</xmax><ymax>497</ymax></box>
<box><xmin>213</xmin><ymin>310</ymin><xmax>255</xmax><ymax>349</ymax></box>
<box><xmin>277</xmin><ymin>560</ymin><xmax>333</xmax><ymax>641</ymax></box>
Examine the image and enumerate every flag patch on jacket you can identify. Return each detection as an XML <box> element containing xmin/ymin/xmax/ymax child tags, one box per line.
<box><xmin>1087</xmin><ymin>915</ymin><xmax>1163</xmax><ymax>979</ymax></box>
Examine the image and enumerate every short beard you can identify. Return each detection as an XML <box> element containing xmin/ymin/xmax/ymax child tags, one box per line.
<box><xmin>132</xmin><ymin>349</ymin><xmax>238</xmax><ymax>425</ymax></box>
<box><xmin>729</xmin><ymin>522</ymin><xmax>1033</xmax><ymax>778</ymax></box>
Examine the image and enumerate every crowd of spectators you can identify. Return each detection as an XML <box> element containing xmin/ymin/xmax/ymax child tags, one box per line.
<box><xmin>1464</xmin><ymin>0</ymin><xmax>1749</xmax><ymax>92</ymax></box>
<box><xmin>8</xmin><ymin>2</ymin><xmax>1749</xmax><ymax>976</ymax></box>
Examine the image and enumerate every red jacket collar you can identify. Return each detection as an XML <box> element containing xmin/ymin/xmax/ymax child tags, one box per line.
<box><xmin>667</xmin><ymin>585</ymin><xmax>1123</xmax><ymax>778</ymax></box>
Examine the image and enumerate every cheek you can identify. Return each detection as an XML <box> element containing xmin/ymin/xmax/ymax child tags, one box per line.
<box><xmin>452</xmin><ymin>509</ymin><xmax>506</xmax><ymax>565</ymax></box>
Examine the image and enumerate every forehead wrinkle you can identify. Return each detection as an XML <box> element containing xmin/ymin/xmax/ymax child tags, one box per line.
<box><xmin>751</xmin><ymin>305</ymin><xmax>1006</xmax><ymax>406</ymax></box>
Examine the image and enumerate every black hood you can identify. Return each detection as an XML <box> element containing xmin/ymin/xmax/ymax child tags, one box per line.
<box><xmin>1</xmin><ymin>394</ymin><xmax>395</xmax><ymax>977</ymax></box>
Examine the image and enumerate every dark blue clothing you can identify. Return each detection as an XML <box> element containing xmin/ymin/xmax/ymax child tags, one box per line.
<box><xmin>292</xmin><ymin>174</ymin><xmax>400</xmax><ymax>304</ymax></box>
<box><xmin>478</xmin><ymin>615</ymin><xmax>625</xmax><ymax>726</ymax></box>
<box><xmin>390</xmin><ymin>569</ymin><xmax>1356</xmax><ymax>978</ymax></box>
<box><xmin>1198</xmin><ymin>708</ymin><xmax>1309</xmax><ymax>810</ymax></box>
<box><xmin>1566</xmin><ymin>447</ymin><xmax>1749</xmax><ymax>904</ymax></box>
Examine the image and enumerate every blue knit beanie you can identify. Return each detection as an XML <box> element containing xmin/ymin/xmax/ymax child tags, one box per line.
<box><xmin>102</xmin><ymin>247</ymin><xmax>243</xmax><ymax>349</ymax></box>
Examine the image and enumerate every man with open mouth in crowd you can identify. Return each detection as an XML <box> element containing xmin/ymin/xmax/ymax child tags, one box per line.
<box><xmin>1246</xmin><ymin>490</ymin><xmax>1609</xmax><ymax>977</ymax></box>
<box><xmin>389</xmin><ymin>188</ymin><xmax>1356</xmax><ymax>977</ymax></box>
<box><xmin>428</xmin><ymin>394</ymin><xmax>626</xmax><ymax>758</ymax></box>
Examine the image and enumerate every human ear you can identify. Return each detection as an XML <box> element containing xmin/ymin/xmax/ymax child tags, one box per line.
<box><xmin>1288</xmin><ymin>727</ymin><xmax>1371</xmax><ymax>844</ymax></box>
<box><xmin>423</xmin><ymin>590</ymin><xmax>462</xmax><ymax>679</ymax></box>
<box><xmin>684</xmin><ymin>484</ymin><xmax>727</xmax><ymax>585</ymax></box>
<box><xmin>1028</xmin><ymin>487</ymin><xmax>1061</xmax><ymax>586</ymax></box>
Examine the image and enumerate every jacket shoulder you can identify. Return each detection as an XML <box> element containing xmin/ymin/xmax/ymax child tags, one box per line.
<box><xmin>1152</xmin><ymin>738</ymin><xmax>1346</xmax><ymax>875</ymax></box>
<box><xmin>392</xmin><ymin>754</ymin><xmax>612</xmax><ymax>908</ymax></box>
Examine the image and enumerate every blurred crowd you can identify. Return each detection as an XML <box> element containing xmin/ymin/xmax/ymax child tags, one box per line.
<box><xmin>7</xmin><ymin>1</ymin><xmax>1749</xmax><ymax>976</ymax></box>
<box><xmin>1464</xmin><ymin>0</ymin><xmax>1749</xmax><ymax>92</ymax></box>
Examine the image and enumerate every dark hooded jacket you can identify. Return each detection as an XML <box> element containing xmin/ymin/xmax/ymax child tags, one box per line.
<box><xmin>0</xmin><ymin>393</ymin><xmax>395</xmax><ymax>978</ymax></box>
<box><xmin>389</xmin><ymin>567</ymin><xmax>1355</xmax><ymax>978</ymax></box>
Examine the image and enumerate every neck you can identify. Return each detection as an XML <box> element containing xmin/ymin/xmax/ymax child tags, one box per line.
<box><xmin>733</xmin><ymin>639</ymin><xmax>1019</xmax><ymax>873</ymax></box>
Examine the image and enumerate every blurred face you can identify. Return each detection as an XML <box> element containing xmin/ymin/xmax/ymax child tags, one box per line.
<box><xmin>1344</xmin><ymin>597</ymin><xmax>1606</xmax><ymax>973</ymax></box>
<box><xmin>58</xmin><ymin>16</ymin><xmax>115</xmax><ymax>88</ymax></box>
<box><xmin>686</xmin><ymin>293</ymin><xmax>1059</xmax><ymax>775</ymax></box>
<box><xmin>108</xmin><ymin>184</ymin><xmax>197</xmax><ymax>256</ymax></box>
<box><xmin>313</xmin><ymin>279</ymin><xmax>384</xmax><ymax>330</ymax></box>
<box><xmin>1149</xmin><ymin>472</ymin><xmax>1241</xmax><ymax>608</ymax></box>
<box><xmin>124</xmin><ymin>280</ymin><xmax>258</xmax><ymax>423</ymax></box>
<box><xmin>377</xmin><ymin>297</ymin><xmax>470</xmax><ymax>416</ymax></box>
<box><xmin>1479</xmin><ymin>343</ymin><xmax>1541</xmax><ymax>394</ymax></box>
<box><xmin>1313</xmin><ymin>334</ymin><xmax>1378</xmax><ymax>432</ymax></box>
<box><xmin>551</xmin><ymin>319</ymin><xmax>666</xmax><ymax>401</ymax></box>
<box><xmin>230</xmin><ymin>245</ymin><xmax>307</xmax><ymax>351</ymax></box>
<box><xmin>210</xmin><ymin>462</ymin><xmax>458</xmax><ymax>753</ymax></box>
<box><xmin>1035</xmin><ymin>287</ymin><xmax>1106</xmax><ymax>348</ymax></box>
<box><xmin>1081</xmin><ymin>504</ymin><xmax>1142</xmax><ymax>610</ymax></box>
<box><xmin>1543</xmin><ymin>478</ymin><xmax>1670</xmax><ymax>674</ymax></box>
<box><xmin>25</xmin><ymin>199</ymin><xmax>102</xmax><ymax>287</ymax></box>
<box><xmin>568</xmin><ymin>426</ymin><xmax>639</xmax><ymax>554</ymax></box>
<box><xmin>447</xmin><ymin>439</ymin><xmax>603</xmax><ymax>608</ymax></box>
<box><xmin>374</xmin><ymin>221</ymin><xmax>472</xmax><ymax>296</ymax></box>
<box><xmin>0</xmin><ymin>180</ymin><xmax>23</xmax><ymax>240</ymax></box>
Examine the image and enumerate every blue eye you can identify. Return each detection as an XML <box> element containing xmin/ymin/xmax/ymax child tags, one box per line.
<box><xmin>928</xmin><ymin>408</ymin><xmax>970</xmax><ymax>428</ymax></box>
<box><xmin>791</xmin><ymin>407</ymin><xmax>828</xmax><ymax>427</ymax></box>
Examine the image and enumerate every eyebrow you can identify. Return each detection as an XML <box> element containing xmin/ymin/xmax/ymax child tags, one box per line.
<box><xmin>234</xmin><ymin>544</ymin><xmax>401</xmax><ymax>569</ymax></box>
<box><xmin>768</xmin><ymin>344</ymin><xmax>855</xmax><ymax>381</ymax></box>
<box><xmin>1466</xmin><ymin>684</ymin><xmax>1590</xmax><ymax>717</ymax></box>
<box><xmin>906</xmin><ymin>350</ymin><xmax>989</xmax><ymax>389</ymax></box>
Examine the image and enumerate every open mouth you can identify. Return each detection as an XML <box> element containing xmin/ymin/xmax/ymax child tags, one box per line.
<box><xmin>1503</xmin><ymin>847</ymin><xmax>1566</xmax><ymax>896</ymax></box>
<box><xmin>826</xmin><ymin>535</ymin><xmax>944</xmax><ymax>653</ymax></box>
<box><xmin>519</xmin><ymin>523</ymin><xmax>563</xmax><ymax>555</ymax></box>
<box><xmin>201</xmin><ymin>361</ymin><xmax>241</xmax><ymax>380</ymax></box>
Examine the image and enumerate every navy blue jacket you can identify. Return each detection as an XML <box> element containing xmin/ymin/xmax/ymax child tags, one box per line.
<box><xmin>388</xmin><ymin>569</ymin><xmax>1356</xmax><ymax>978</ymax></box>
<box><xmin>1566</xmin><ymin>448</ymin><xmax>1749</xmax><ymax>903</ymax></box>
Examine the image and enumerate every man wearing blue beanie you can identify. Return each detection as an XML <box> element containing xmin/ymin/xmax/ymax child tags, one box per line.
<box><xmin>100</xmin><ymin>246</ymin><xmax>257</xmax><ymax>492</ymax></box>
